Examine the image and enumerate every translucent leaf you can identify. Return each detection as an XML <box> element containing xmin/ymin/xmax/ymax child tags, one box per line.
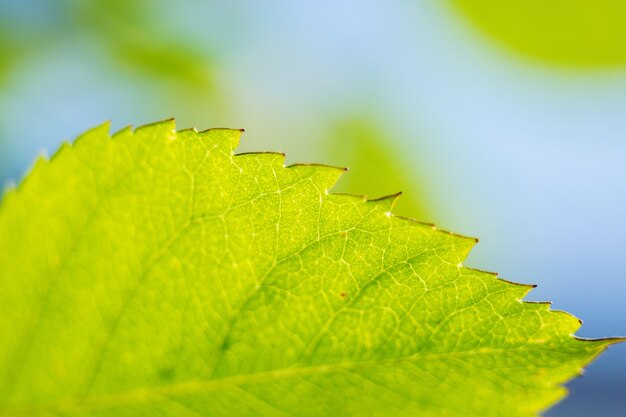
<box><xmin>0</xmin><ymin>121</ymin><xmax>620</xmax><ymax>416</ymax></box>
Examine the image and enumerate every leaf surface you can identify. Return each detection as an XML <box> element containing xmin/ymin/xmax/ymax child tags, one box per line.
<box><xmin>0</xmin><ymin>121</ymin><xmax>619</xmax><ymax>416</ymax></box>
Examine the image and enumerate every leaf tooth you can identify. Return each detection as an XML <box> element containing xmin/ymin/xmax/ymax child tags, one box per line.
<box><xmin>134</xmin><ymin>118</ymin><xmax>177</xmax><ymax>143</ymax></box>
<box><xmin>178</xmin><ymin>126</ymin><xmax>199</xmax><ymax>133</ymax></box>
<box><xmin>366</xmin><ymin>191</ymin><xmax>402</xmax><ymax>215</ymax></box>
<box><xmin>112</xmin><ymin>125</ymin><xmax>133</xmax><ymax>139</ymax></box>
<box><xmin>199</xmin><ymin>126</ymin><xmax>245</xmax><ymax>134</ymax></box>
<box><xmin>330</xmin><ymin>191</ymin><xmax>368</xmax><ymax>202</ymax></box>
<box><xmin>394</xmin><ymin>214</ymin><xmax>479</xmax><ymax>246</ymax></box>
<box><xmin>391</xmin><ymin>214</ymin><xmax>479</xmax><ymax>265</ymax></box>
<box><xmin>488</xmin><ymin>274</ymin><xmax>538</xmax><ymax>301</ymax></box>
<box><xmin>73</xmin><ymin>121</ymin><xmax>112</xmax><ymax>148</ymax></box>
<box><xmin>197</xmin><ymin>127</ymin><xmax>244</xmax><ymax>152</ymax></box>
<box><xmin>520</xmin><ymin>301</ymin><xmax>588</xmax><ymax>340</ymax></box>
<box><xmin>21</xmin><ymin>141</ymin><xmax>72</xmax><ymax>188</ymax></box>
<box><xmin>286</xmin><ymin>163</ymin><xmax>348</xmax><ymax>193</ymax></box>
<box><xmin>573</xmin><ymin>335</ymin><xmax>626</xmax><ymax>348</ymax></box>
<box><xmin>459</xmin><ymin>267</ymin><xmax>534</xmax><ymax>308</ymax></box>
<box><xmin>134</xmin><ymin>117</ymin><xmax>176</xmax><ymax>132</ymax></box>
<box><xmin>495</xmin><ymin>275</ymin><xmax>538</xmax><ymax>290</ymax></box>
<box><xmin>39</xmin><ymin>142</ymin><xmax>70</xmax><ymax>173</ymax></box>
<box><xmin>520</xmin><ymin>300</ymin><xmax>553</xmax><ymax>308</ymax></box>
<box><xmin>550</xmin><ymin>308</ymin><xmax>585</xmax><ymax>335</ymax></box>
<box><xmin>235</xmin><ymin>152</ymin><xmax>286</xmax><ymax>169</ymax></box>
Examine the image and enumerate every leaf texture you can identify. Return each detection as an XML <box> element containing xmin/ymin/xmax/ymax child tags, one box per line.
<box><xmin>0</xmin><ymin>120</ymin><xmax>619</xmax><ymax>416</ymax></box>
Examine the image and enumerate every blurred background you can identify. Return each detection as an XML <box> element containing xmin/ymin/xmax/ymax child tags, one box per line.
<box><xmin>1</xmin><ymin>1</ymin><xmax>625</xmax><ymax>415</ymax></box>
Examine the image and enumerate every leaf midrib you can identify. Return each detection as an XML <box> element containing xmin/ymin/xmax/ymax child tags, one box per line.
<box><xmin>0</xmin><ymin>346</ymin><xmax>539</xmax><ymax>416</ymax></box>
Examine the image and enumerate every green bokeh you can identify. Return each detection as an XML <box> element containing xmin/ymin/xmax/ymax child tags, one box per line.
<box><xmin>449</xmin><ymin>0</ymin><xmax>626</xmax><ymax>68</ymax></box>
<box><xmin>67</xmin><ymin>0</ymin><xmax>215</xmax><ymax>90</ymax></box>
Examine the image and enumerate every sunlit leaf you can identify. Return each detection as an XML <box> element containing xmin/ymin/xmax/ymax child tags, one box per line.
<box><xmin>0</xmin><ymin>121</ymin><xmax>620</xmax><ymax>416</ymax></box>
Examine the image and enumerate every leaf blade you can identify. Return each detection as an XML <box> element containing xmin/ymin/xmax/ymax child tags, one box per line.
<box><xmin>0</xmin><ymin>120</ymin><xmax>620</xmax><ymax>417</ymax></box>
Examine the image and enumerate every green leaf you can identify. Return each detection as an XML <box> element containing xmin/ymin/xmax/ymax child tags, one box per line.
<box><xmin>0</xmin><ymin>120</ymin><xmax>620</xmax><ymax>416</ymax></box>
<box><xmin>448</xmin><ymin>0</ymin><xmax>626</xmax><ymax>68</ymax></box>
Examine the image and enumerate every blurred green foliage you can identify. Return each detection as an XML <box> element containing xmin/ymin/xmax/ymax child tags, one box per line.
<box><xmin>326</xmin><ymin>118</ymin><xmax>430</xmax><ymax>222</ymax></box>
<box><xmin>449</xmin><ymin>0</ymin><xmax>626</xmax><ymax>68</ymax></box>
<box><xmin>66</xmin><ymin>0</ymin><xmax>215</xmax><ymax>90</ymax></box>
<box><xmin>0</xmin><ymin>0</ymin><xmax>215</xmax><ymax>93</ymax></box>
<box><xmin>0</xmin><ymin>31</ymin><xmax>13</xmax><ymax>84</ymax></box>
